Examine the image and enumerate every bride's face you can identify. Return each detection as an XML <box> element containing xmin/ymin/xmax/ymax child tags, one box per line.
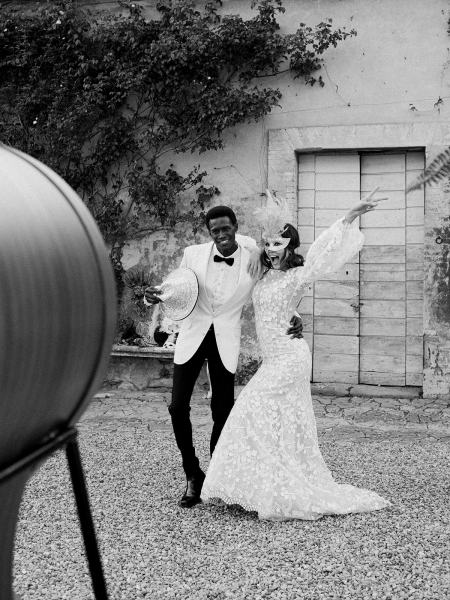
<box><xmin>264</xmin><ymin>236</ymin><xmax>290</xmax><ymax>269</ymax></box>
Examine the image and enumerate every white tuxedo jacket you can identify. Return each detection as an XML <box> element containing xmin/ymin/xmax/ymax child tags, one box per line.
<box><xmin>174</xmin><ymin>234</ymin><xmax>257</xmax><ymax>373</ymax></box>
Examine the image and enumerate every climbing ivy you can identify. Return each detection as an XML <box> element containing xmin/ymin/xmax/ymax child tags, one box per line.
<box><xmin>0</xmin><ymin>0</ymin><xmax>356</xmax><ymax>292</ymax></box>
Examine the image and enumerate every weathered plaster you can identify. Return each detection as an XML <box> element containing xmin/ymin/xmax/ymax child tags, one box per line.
<box><xmin>428</xmin><ymin>219</ymin><xmax>450</xmax><ymax>333</ymax></box>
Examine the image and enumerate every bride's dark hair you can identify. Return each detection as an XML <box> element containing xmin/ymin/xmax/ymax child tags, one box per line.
<box><xmin>262</xmin><ymin>223</ymin><xmax>304</xmax><ymax>271</ymax></box>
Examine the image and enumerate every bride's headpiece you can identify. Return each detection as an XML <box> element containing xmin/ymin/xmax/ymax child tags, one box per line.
<box><xmin>254</xmin><ymin>189</ymin><xmax>291</xmax><ymax>240</ymax></box>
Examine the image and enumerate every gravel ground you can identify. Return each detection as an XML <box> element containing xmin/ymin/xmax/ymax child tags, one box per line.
<box><xmin>13</xmin><ymin>421</ymin><xmax>450</xmax><ymax>600</ymax></box>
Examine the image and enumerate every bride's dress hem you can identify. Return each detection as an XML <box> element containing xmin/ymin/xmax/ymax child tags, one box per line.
<box><xmin>201</xmin><ymin>492</ymin><xmax>391</xmax><ymax>522</ymax></box>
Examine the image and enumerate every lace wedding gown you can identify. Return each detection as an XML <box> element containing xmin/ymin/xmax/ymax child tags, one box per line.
<box><xmin>201</xmin><ymin>218</ymin><xmax>390</xmax><ymax>520</ymax></box>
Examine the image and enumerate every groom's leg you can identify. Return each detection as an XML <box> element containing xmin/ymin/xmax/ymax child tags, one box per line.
<box><xmin>170</xmin><ymin>344</ymin><xmax>206</xmax><ymax>478</ymax></box>
<box><xmin>206</xmin><ymin>331</ymin><xmax>235</xmax><ymax>456</ymax></box>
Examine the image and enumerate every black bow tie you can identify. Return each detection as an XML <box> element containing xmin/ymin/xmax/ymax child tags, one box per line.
<box><xmin>214</xmin><ymin>254</ymin><xmax>234</xmax><ymax>266</ymax></box>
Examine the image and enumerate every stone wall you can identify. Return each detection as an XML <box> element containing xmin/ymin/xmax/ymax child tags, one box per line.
<box><xmin>422</xmin><ymin>149</ymin><xmax>450</xmax><ymax>397</ymax></box>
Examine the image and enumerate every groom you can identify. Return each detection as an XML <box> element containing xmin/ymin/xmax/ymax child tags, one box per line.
<box><xmin>145</xmin><ymin>206</ymin><xmax>303</xmax><ymax>507</ymax></box>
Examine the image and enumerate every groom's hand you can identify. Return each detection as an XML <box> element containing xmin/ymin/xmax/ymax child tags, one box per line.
<box><xmin>247</xmin><ymin>247</ymin><xmax>264</xmax><ymax>279</ymax></box>
<box><xmin>287</xmin><ymin>315</ymin><xmax>303</xmax><ymax>339</ymax></box>
<box><xmin>144</xmin><ymin>286</ymin><xmax>162</xmax><ymax>304</ymax></box>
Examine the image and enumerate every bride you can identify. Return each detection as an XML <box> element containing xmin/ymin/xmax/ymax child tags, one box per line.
<box><xmin>201</xmin><ymin>190</ymin><xmax>391</xmax><ymax>520</ymax></box>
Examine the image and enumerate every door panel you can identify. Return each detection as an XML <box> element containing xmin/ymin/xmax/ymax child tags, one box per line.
<box><xmin>360</xmin><ymin>336</ymin><xmax>405</xmax><ymax>354</ymax></box>
<box><xmin>362</xmin><ymin>228</ymin><xmax>405</xmax><ymax>245</ymax></box>
<box><xmin>360</xmin><ymin>245</ymin><xmax>405</xmax><ymax>263</ymax></box>
<box><xmin>360</xmin><ymin>318</ymin><xmax>405</xmax><ymax>336</ymax></box>
<box><xmin>297</xmin><ymin>149</ymin><xmax>424</xmax><ymax>387</ymax></box>
<box><xmin>315</xmin><ymin>191</ymin><xmax>361</xmax><ymax>209</ymax></box>
<box><xmin>360</xmin><ymin>354</ymin><xmax>405</xmax><ymax>373</ymax></box>
<box><xmin>315</xmin><ymin>172</ymin><xmax>360</xmax><ymax>191</ymax></box>
<box><xmin>405</xmin><ymin>151</ymin><xmax>425</xmax><ymax>386</ymax></box>
<box><xmin>361</xmin><ymin>172</ymin><xmax>405</xmax><ymax>190</ymax></box>
<box><xmin>314</xmin><ymin>316</ymin><xmax>359</xmax><ymax>336</ymax></box>
<box><xmin>360</xmin><ymin>210</ymin><xmax>405</xmax><ymax>227</ymax></box>
<box><xmin>360</xmin><ymin>264</ymin><xmax>405</xmax><ymax>282</ymax></box>
<box><xmin>360</xmin><ymin>300</ymin><xmax>406</xmax><ymax>319</ymax></box>
<box><xmin>360</xmin><ymin>281</ymin><xmax>406</xmax><ymax>300</ymax></box>
<box><xmin>359</xmin><ymin>153</ymin><xmax>406</xmax><ymax>385</ymax></box>
<box><xmin>315</xmin><ymin>281</ymin><xmax>359</xmax><ymax>300</ymax></box>
<box><xmin>315</xmin><ymin>298</ymin><xmax>358</xmax><ymax>318</ymax></box>
<box><xmin>299</xmin><ymin>153</ymin><xmax>360</xmax><ymax>383</ymax></box>
<box><xmin>315</xmin><ymin>334</ymin><xmax>359</xmax><ymax>354</ymax></box>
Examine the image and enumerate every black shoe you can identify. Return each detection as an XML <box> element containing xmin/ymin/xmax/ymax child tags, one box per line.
<box><xmin>179</xmin><ymin>471</ymin><xmax>205</xmax><ymax>508</ymax></box>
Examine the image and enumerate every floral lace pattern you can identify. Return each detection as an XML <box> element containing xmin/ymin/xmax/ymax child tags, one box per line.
<box><xmin>202</xmin><ymin>218</ymin><xmax>390</xmax><ymax>520</ymax></box>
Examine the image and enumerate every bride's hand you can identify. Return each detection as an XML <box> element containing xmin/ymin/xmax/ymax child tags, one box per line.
<box><xmin>344</xmin><ymin>187</ymin><xmax>389</xmax><ymax>224</ymax></box>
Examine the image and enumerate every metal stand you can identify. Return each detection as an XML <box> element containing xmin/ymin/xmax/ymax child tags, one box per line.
<box><xmin>0</xmin><ymin>428</ymin><xmax>109</xmax><ymax>600</ymax></box>
<box><xmin>65</xmin><ymin>435</ymin><xmax>109</xmax><ymax>600</ymax></box>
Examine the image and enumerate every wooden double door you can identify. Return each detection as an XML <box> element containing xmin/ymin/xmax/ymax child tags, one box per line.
<box><xmin>297</xmin><ymin>150</ymin><xmax>424</xmax><ymax>387</ymax></box>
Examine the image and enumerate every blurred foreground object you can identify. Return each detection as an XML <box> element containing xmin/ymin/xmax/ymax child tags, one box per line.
<box><xmin>406</xmin><ymin>146</ymin><xmax>450</xmax><ymax>191</ymax></box>
<box><xmin>0</xmin><ymin>145</ymin><xmax>116</xmax><ymax>600</ymax></box>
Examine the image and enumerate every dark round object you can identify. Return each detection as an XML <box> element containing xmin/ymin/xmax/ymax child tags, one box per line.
<box><xmin>0</xmin><ymin>145</ymin><xmax>116</xmax><ymax>460</ymax></box>
<box><xmin>0</xmin><ymin>145</ymin><xmax>116</xmax><ymax>598</ymax></box>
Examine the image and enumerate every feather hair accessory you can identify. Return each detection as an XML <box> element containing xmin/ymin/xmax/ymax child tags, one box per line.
<box><xmin>254</xmin><ymin>189</ymin><xmax>292</xmax><ymax>238</ymax></box>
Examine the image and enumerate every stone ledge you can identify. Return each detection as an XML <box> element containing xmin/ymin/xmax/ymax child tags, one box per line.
<box><xmin>112</xmin><ymin>344</ymin><xmax>174</xmax><ymax>360</ymax></box>
<box><xmin>106</xmin><ymin>344</ymin><xmax>208</xmax><ymax>390</ymax></box>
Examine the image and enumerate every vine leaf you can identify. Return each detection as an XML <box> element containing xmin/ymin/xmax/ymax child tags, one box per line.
<box><xmin>407</xmin><ymin>147</ymin><xmax>450</xmax><ymax>192</ymax></box>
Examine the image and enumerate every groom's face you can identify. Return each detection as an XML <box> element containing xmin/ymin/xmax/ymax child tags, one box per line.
<box><xmin>208</xmin><ymin>216</ymin><xmax>238</xmax><ymax>257</ymax></box>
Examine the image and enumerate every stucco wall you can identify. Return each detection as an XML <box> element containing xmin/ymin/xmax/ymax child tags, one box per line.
<box><xmin>109</xmin><ymin>0</ymin><xmax>450</xmax><ymax>394</ymax></box>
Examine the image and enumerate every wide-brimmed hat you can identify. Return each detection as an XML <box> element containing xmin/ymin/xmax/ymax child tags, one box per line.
<box><xmin>157</xmin><ymin>267</ymin><xmax>198</xmax><ymax>321</ymax></box>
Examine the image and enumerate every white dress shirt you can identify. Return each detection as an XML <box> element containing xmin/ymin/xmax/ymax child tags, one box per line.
<box><xmin>205</xmin><ymin>245</ymin><xmax>241</xmax><ymax>313</ymax></box>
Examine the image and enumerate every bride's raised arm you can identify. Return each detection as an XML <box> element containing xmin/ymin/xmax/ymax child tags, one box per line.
<box><xmin>294</xmin><ymin>188</ymin><xmax>388</xmax><ymax>287</ymax></box>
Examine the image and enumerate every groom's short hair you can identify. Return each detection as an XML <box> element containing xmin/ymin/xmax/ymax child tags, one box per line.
<box><xmin>205</xmin><ymin>205</ymin><xmax>237</xmax><ymax>230</ymax></box>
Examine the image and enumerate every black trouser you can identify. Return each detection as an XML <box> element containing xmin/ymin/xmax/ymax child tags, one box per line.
<box><xmin>169</xmin><ymin>326</ymin><xmax>235</xmax><ymax>478</ymax></box>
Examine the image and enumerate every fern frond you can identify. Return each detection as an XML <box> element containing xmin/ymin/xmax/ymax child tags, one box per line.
<box><xmin>406</xmin><ymin>147</ymin><xmax>450</xmax><ymax>192</ymax></box>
